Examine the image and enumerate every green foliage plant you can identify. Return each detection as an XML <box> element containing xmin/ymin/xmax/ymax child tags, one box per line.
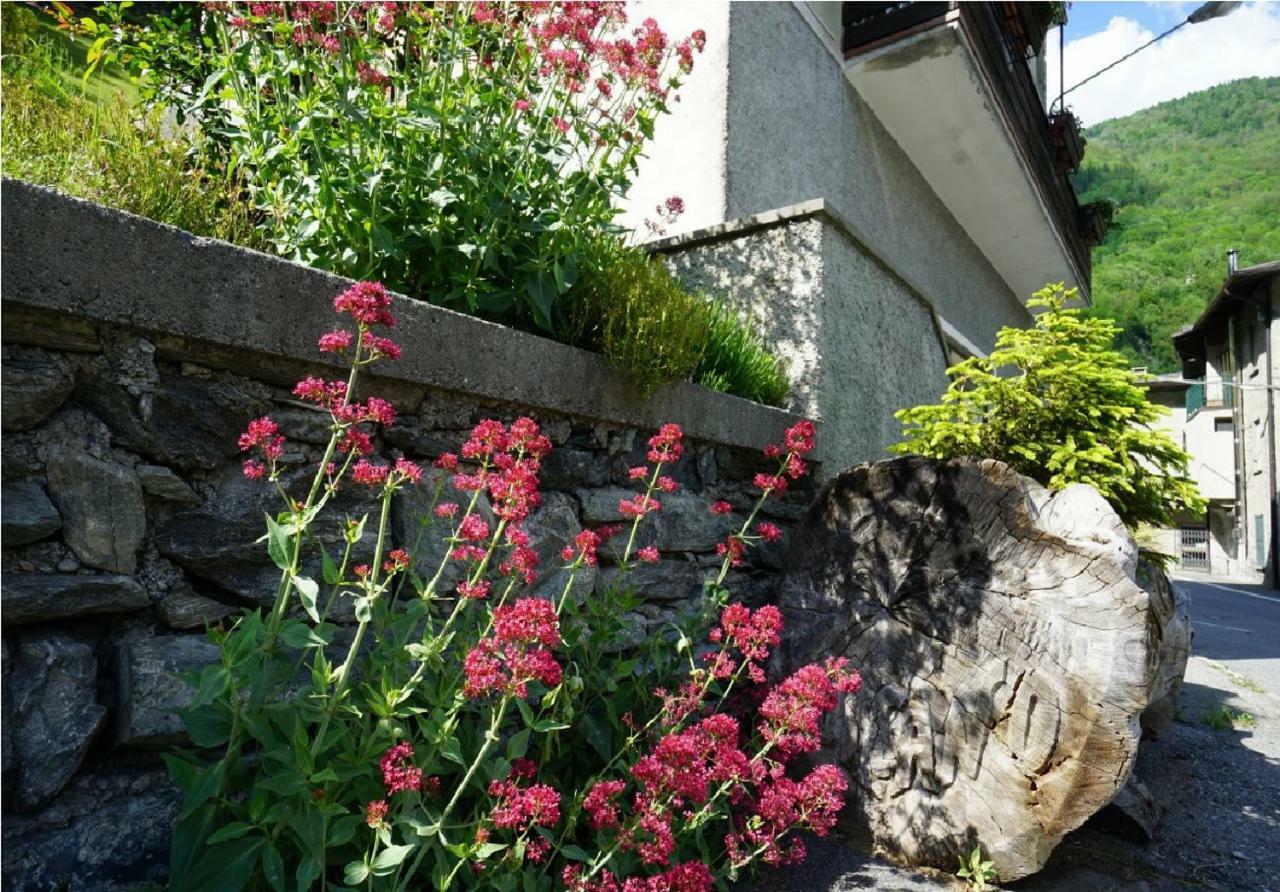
<box><xmin>568</xmin><ymin>242</ymin><xmax>791</xmax><ymax>404</ymax></box>
<box><xmin>694</xmin><ymin>301</ymin><xmax>790</xmax><ymax>407</ymax></box>
<box><xmin>1205</xmin><ymin>704</ymin><xmax>1256</xmax><ymax>732</ymax></box>
<box><xmin>74</xmin><ymin>1</ymin><xmax>707</xmax><ymax>332</ymax></box>
<box><xmin>956</xmin><ymin>846</ymin><xmax>997</xmax><ymax>891</ymax></box>
<box><xmin>0</xmin><ymin>9</ymin><xmax>260</xmax><ymax>247</ymax></box>
<box><xmin>891</xmin><ymin>283</ymin><xmax>1206</xmax><ymax>529</ymax></box>
<box><xmin>566</xmin><ymin>243</ymin><xmax>712</xmax><ymax>398</ymax></box>
<box><xmin>168</xmin><ymin>279</ymin><xmax>854</xmax><ymax>890</ymax></box>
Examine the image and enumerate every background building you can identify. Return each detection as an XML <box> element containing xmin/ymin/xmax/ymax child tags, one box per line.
<box><xmin>1172</xmin><ymin>259</ymin><xmax>1279</xmax><ymax>587</ymax></box>
<box><xmin>622</xmin><ymin>1</ymin><xmax>1101</xmax><ymax>469</ymax></box>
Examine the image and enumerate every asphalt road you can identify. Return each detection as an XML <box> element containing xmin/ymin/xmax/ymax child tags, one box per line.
<box><xmin>1175</xmin><ymin>575</ymin><xmax>1280</xmax><ymax>695</ymax></box>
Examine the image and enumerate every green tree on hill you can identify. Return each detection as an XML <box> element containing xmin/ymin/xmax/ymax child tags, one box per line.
<box><xmin>1076</xmin><ymin>77</ymin><xmax>1280</xmax><ymax>372</ymax></box>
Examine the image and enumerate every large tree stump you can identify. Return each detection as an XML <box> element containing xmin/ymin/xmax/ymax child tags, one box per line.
<box><xmin>776</xmin><ymin>457</ymin><xmax>1182</xmax><ymax>881</ymax></box>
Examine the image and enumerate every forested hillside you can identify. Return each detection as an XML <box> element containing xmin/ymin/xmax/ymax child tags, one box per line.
<box><xmin>1074</xmin><ymin>77</ymin><xmax>1280</xmax><ymax>371</ymax></box>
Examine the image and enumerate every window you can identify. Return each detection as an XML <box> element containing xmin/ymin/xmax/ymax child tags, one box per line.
<box><xmin>1215</xmin><ymin>418</ymin><xmax>1233</xmax><ymax>433</ymax></box>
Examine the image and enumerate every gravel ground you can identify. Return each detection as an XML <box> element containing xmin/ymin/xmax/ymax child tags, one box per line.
<box><xmin>742</xmin><ymin>579</ymin><xmax>1280</xmax><ymax>892</ymax></box>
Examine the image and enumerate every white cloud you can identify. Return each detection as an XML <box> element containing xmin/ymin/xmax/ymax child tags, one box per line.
<box><xmin>1045</xmin><ymin>2</ymin><xmax>1280</xmax><ymax>125</ymax></box>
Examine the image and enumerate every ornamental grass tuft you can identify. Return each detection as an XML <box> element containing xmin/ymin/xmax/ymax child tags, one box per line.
<box><xmin>567</xmin><ymin>242</ymin><xmax>791</xmax><ymax>405</ymax></box>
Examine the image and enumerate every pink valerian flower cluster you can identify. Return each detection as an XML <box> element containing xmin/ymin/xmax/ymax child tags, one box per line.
<box><xmin>709</xmin><ymin>418</ymin><xmax>817</xmax><ymax>564</ymax></box>
<box><xmin>644</xmin><ymin>194</ymin><xmax>686</xmax><ymax>237</ymax></box>
<box><xmin>438</xmin><ymin>416</ymin><xmax>550</xmax><ymax>586</ymax></box>
<box><xmin>725</xmin><ymin>764</ymin><xmax>847</xmax><ymax>868</ymax></box>
<box><xmin>614</xmin><ymin>423</ymin><xmax>685</xmax><ymax>562</ymax></box>
<box><xmin>707</xmin><ymin>604</ymin><xmax>783</xmax><ymax>684</ymax></box>
<box><xmin>364</xmin><ymin>742</ymin><xmax>440</xmax><ymax>831</ymax></box>
<box><xmin>239</xmin><ymin>416</ymin><xmax>286</xmax><ymax>480</ymax></box>
<box><xmin>564</xmin><ymin>601</ymin><xmax>859</xmax><ymax>886</ymax></box>
<box><xmin>462</xmin><ymin>598</ymin><xmax>563</xmax><ymax>699</ymax></box>
<box><xmin>242</xmin><ymin>281</ymin><xmax>406</xmax><ymax>483</ymax></box>
<box><xmin>758</xmin><ymin>658</ymin><xmax>862</xmax><ymax>757</ymax></box>
<box><xmin>488</xmin><ymin>776</ymin><xmax>561</xmax><ymax>832</ymax></box>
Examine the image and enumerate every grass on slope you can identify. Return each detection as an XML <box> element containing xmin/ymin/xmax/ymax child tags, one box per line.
<box><xmin>0</xmin><ymin>5</ymin><xmax>263</xmax><ymax>248</ymax></box>
<box><xmin>1074</xmin><ymin>77</ymin><xmax>1280</xmax><ymax>372</ymax></box>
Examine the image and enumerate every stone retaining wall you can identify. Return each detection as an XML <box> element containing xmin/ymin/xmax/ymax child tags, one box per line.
<box><xmin>0</xmin><ymin>181</ymin><xmax>817</xmax><ymax>890</ymax></box>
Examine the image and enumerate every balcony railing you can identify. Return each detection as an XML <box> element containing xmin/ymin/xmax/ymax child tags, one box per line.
<box><xmin>1186</xmin><ymin>379</ymin><xmax>1234</xmax><ymax>418</ymax></box>
<box><xmin>841</xmin><ymin>2</ymin><xmax>1092</xmax><ymax>288</ymax></box>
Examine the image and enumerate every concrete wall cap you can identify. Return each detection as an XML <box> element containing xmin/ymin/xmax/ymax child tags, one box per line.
<box><xmin>0</xmin><ymin>178</ymin><xmax>817</xmax><ymax>459</ymax></box>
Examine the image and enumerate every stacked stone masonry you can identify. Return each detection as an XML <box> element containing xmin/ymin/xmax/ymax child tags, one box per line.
<box><xmin>0</xmin><ymin>181</ymin><xmax>816</xmax><ymax>890</ymax></box>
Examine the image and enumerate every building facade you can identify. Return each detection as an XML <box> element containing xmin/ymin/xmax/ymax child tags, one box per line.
<box><xmin>1173</xmin><ymin>261</ymin><xmax>1280</xmax><ymax>587</ymax></box>
<box><xmin>621</xmin><ymin>1</ymin><xmax>1099</xmax><ymax>470</ymax></box>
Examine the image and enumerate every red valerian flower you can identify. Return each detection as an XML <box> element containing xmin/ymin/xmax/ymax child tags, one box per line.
<box><xmin>709</xmin><ymin>500</ymin><xmax>733</xmax><ymax>515</ymax></box>
<box><xmin>656</xmin><ymin>475</ymin><xmax>678</xmax><ymax>493</ymax></box>
<box><xmin>753</xmin><ymin>473</ymin><xmax>788</xmax><ymax>495</ymax></box>
<box><xmin>380</xmin><ymin>741</ymin><xmax>424</xmax><ymax>794</ymax></box>
<box><xmin>435</xmin><ymin>502</ymin><xmax>459</xmax><ymax>517</ymax></box>
<box><xmin>459</xmin><ymin>514</ymin><xmax>490</xmax><ymax>542</ymax></box>
<box><xmin>583</xmin><ymin>780</ymin><xmax>626</xmax><ymax>830</ymax></box>
<box><xmin>488</xmin><ymin>779</ymin><xmax>561</xmax><ymax>831</ymax></box>
<box><xmin>727</xmin><ymin>764</ymin><xmax>847</xmax><ymax>867</ymax></box>
<box><xmin>242</xmin><ymin>459</ymin><xmax>267</xmax><ymax>479</ymax></box>
<box><xmin>238</xmin><ymin>416</ymin><xmax>286</xmax><ymax>478</ymax></box>
<box><xmin>361</xmin><ymin>332</ymin><xmax>402</xmax><ymax>361</ymax></box>
<box><xmin>383</xmin><ymin>548</ymin><xmax>411</xmax><ymax>574</ymax></box>
<box><xmin>756</xmin><ymin>521</ymin><xmax>783</xmax><ymax>542</ymax></box>
<box><xmin>562</xmin><ymin>528</ymin><xmax>604</xmax><ymax>566</ymax></box>
<box><xmin>293</xmin><ymin>375</ymin><xmax>347</xmax><ymax>408</ymax></box>
<box><xmin>364</xmin><ymin>799</ymin><xmax>389</xmax><ymax>828</ymax></box>
<box><xmin>457</xmin><ymin>579</ymin><xmax>491</xmax><ymax>600</ymax></box>
<box><xmin>757</xmin><ymin>658</ymin><xmax>861</xmax><ymax>757</ymax></box>
<box><xmin>716</xmin><ymin>535</ymin><xmax>746</xmax><ymax>567</ymax></box>
<box><xmin>646</xmin><ymin>422</ymin><xmax>684</xmax><ymax>464</ymax></box>
<box><xmin>619</xmin><ymin>494</ymin><xmax>660</xmax><ymax>518</ymax></box>
<box><xmin>783</xmin><ymin>419</ymin><xmax>817</xmax><ymax>454</ymax></box>
<box><xmin>393</xmin><ymin>456</ymin><xmax>422</xmax><ymax>484</ymax></box>
<box><xmin>239</xmin><ymin>416</ymin><xmax>284</xmax><ymax>457</ymax></box>
<box><xmin>317</xmin><ymin>329</ymin><xmax>353</xmax><ymax>352</ymax></box>
<box><xmin>334</xmin><ymin>281</ymin><xmax>396</xmax><ymax>327</ymax></box>
<box><xmin>352</xmin><ymin>459</ymin><xmax>389</xmax><ymax>488</ymax></box>
<box><xmin>463</xmin><ymin>598</ymin><xmax>563</xmax><ymax>699</ymax></box>
<box><xmin>357</xmin><ymin>60</ymin><xmax>389</xmax><ymax>86</ymax></box>
<box><xmin>636</xmin><ymin>546</ymin><xmax>660</xmax><ymax>563</ymax></box>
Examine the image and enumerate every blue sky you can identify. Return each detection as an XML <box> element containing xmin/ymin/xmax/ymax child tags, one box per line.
<box><xmin>1045</xmin><ymin>1</ymin><xmax>1280</xmax><ymax>124</ymax></box>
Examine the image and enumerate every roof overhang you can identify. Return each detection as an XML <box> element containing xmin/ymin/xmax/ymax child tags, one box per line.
<box><xmin>1172</xmin><ymin>260</ymin><xmax>1280</xmax><ymax>376</ymax></box>
<box><xmin>842</xmin><ymin>11</ymin><xmax>1090</xmax><ymax>306</ymax></box>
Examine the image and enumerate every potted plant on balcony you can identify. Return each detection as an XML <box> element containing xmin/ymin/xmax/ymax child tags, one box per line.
<box><xmin>1048</xmin><ymin>109</ymin><xmax>1086</xmax><ymax>174</ymax></box>
<box><xmin>1081</xmin><ymin>198</ymin><xmax>1117</xmax><ymax>246</ymax></box>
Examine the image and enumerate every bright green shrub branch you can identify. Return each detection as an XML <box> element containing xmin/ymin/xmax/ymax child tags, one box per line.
<box><xmin>891</xmin><ymin>283</ymin><xmax>1205</xmax><ymax>529</ymax></box>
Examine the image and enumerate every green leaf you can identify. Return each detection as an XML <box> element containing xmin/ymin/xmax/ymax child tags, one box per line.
<box><xmin>296</xmin><ymin>856</ymin><xmax>323</xmax><ymax>892</ymax></box>
<box><xmin>262</xmin><ymin>843</ymin><xmax>287</xmax><ymax>892</ymax></box>
<box><xmin>205</xmin><ymin>821</ymin><xmax>255</xmax><ymax>845</ymax></box>
<box><xmin>559</xmin><ymin>844</ymin><xmax>591</xmax><ymax>862</ymax></box>
<box><xmin>372</xmin><ymin>843</ymin><xmax>415</xmax><ymax>875</ymax></box>
<box><xmin>179</xmin><ymin>759</ymin><xmax>228</xmax><ymax>821</ymax></box>
<box><xmin>506</xmin><ymin>728</ymin><xmax>530</xmax><ymax>761</ymax></box>
<box><xmin>292</xmin><ymin>575</ymin><xmax>320</xmax><ymax>622</ymax></box>
<box><xmin>266</xmin><ymin>515</ymin><xmax>292</xmax><ymax>571</ymax></box>
<box><xmin>321</xmin><ymin>546</ymin><xmax>340</xmax><ymax>585</ymax></box>
<box><xmin>181</xmin><ymin>705</ymin><xmax>233</xmax><ymax>748</ymax></box>
<box><xmin>344</xmin><ymin>860</ymin><xmax>370</xmax><ymax>886</ymax></box>
<box><xmin>186</xmin><ymin>836</ymin><xmax>264</xmax><ymax>892</ymax></box>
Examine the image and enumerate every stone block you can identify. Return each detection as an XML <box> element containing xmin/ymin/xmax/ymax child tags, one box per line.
<box><xmin>1</xmin><ymin>480</ymin><xmax>62</xmax><ymax>545</ymax></box>
<box><xmin>117</xmin><ymin>635</ymin><xmax>221</xmax><ymax>746</ymax></box>
<box><xmin>1</xmin><ymin>345</ymin><xmax>74</xmax><ymax>432</ymax></box>
<box><xmin>2</xmin><ymin>573</ymin><xmax>150</xmax><ymax>625</ymax></box>
<box><xmin>44</xmin><ymin>449</ymin><xmax>145</xmax><ymax>573</ymax></box>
